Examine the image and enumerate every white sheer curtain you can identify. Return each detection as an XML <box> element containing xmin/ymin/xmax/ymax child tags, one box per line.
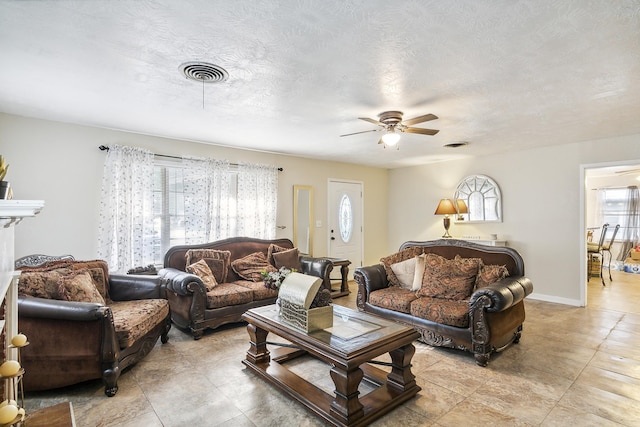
<box><xmin>236</xmin><ymin>162</ymin><xmax>278</xmax><ymax>239</ymax></box>
<box><xmin>617</xmin><ymin>186</ymin><xmax>640</xmax><ymax>261</ymax></box>
<box><xmin>182</xmin><ymin>157</ymin><xmax>231</xmax><ymax>242</ymax></box>
<box><xmin>97</xmin><ymin>145</ymin><xmax>155</xmax><ymax>272</ymax></box>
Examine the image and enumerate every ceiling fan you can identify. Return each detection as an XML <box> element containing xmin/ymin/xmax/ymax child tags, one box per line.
<box><xmin>340</xmin><ymin>110</ymin><xmax>439</xmax><ymax>147</ymax></box>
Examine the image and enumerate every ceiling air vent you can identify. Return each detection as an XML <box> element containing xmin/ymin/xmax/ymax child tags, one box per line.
<box><xmin>179</xmin><ymin>62</ymin><xmax>228</xmax><ymax>83</ymax></box>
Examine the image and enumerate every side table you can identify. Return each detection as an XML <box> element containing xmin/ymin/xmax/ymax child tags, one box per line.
<box><xmin>325</xmin><ymin>257</ymin><xmax>351</xmax><ymax>298</ymax></box>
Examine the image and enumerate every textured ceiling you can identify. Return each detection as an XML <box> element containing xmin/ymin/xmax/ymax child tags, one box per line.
<box><xmin>1</xmin><ymin>0</ymin><xmax>640</xmax><ymax>168</ymax></box>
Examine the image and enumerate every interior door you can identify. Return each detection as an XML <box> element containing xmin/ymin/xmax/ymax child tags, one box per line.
<box><xmin>328</xmin><ymin>180</ymin><xmax>363</xmax><ymax>279</ymax></box>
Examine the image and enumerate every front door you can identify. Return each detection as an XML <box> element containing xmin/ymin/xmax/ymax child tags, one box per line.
<box><xmin>328</xmin><ymin>180</ymin><xmax>363</xmax><ymax>279</ymax></box>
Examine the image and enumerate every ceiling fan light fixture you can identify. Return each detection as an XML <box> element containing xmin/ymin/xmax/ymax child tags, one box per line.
<box><xmin>381</xmin><ymin>131</ymin><xmax>400</xmax><ymax>146</ymax></box>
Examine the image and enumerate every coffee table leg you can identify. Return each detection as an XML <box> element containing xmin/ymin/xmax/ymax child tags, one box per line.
<box><xmin>329</xmin><ymin>365</ymin><xmax>364</xmax><ymax>424</ymax></box>
<box><xmin>245</xmin><ymin>323</ymin><xmax>270</xmax><ymax>364</ymax></box>
<box><xmin>387</xmin><ymin>343</ymin><xmax>417</xmax><ymax>392</ymax></box>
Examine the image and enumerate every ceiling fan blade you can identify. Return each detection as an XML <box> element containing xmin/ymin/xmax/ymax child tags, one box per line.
<box><xmin>402</xmin><ymin>113</ymin><xmax>438</xmax><ymax>126</ymax></box>
<box><xmin>339</xmin><ymin>129</ymin><xmax>381</xmax><ymax>137</ymax></box>
<box><xmin>403</xmin><ymin>127</ymin><xmax>440</xmax><ymax>135</ymax></box>
<box><xmin>359</xmin><ymin>117</ymin><xmax>384</xmax><ymax>126</ymax></box>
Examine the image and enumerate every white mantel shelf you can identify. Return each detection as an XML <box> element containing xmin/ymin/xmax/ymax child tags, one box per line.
<box><xmin>0</xmin><ymin>200</ymin><xmax>45</xmax><ymax>227</ymax></box>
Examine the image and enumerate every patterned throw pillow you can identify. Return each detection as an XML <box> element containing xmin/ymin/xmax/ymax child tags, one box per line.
<box><xmin>416</xmin><ymin>254</ymin><xmax>480</xmax><ymax>300</ymax></box>
<box><xmin>390</xmin><ymin>257</ymin><xmax>417</xmax><ymax>290</ymax></box>
<box><xmin>272</xmin><ymin>247</ymin><xmax>302</xmax><ymax>271</ymax></box>
<box><xmin>186</xmin><ymin>259</ymin><xmax>218</xmax><ymax>291</ymax></box>
<box><xmin>62</xmin><ymin>270</ymin><xmax>106</xmax><ymax>304</ymax></box>
<box><xmin>476</xmin><ymin>264</ymin><xmax>509</xmax><ymax>288</ymax></box>
<box><xmin>18</xmin><ymin>271</ymin><xmax>67</xmax><ymax>300</ymax></box>
<box><xmin>231</xmin><ymin>252</ymin><xmax>277</xmax><ymax>282</ymax></box>
<box><xmin>380</xmin><ymin>246</ymin><xmax>426</xmax><ymax>287</ymax></box>
<box><xmin>185</xmin><ymin>249</ymin><xmax>231</xmax><ymax>284</ymax></box>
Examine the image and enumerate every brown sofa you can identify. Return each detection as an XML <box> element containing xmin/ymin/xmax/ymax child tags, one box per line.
<box><xmin>158</xmin><ymin>237</ymin><xmax>333</xmax><ymax>339</ymax></box>
<box><xmin>15</xmin><ymin>256</ymin><xmax>171</xmax><ymax>396</ymax></box>
<box><xmin>354</xmin><ymin>239</ymin><xmax>533</xmax><ymax>366</ymax></box>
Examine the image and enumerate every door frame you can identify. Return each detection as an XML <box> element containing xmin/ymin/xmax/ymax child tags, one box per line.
<box><xmin>327</xmin><ymin>178</ymin><xmax>364</xmax><ymax>272</ymax></box>
<box><xmin>580</xmin><ymin>158</ymin><xmax>640</xmax><ymax>306</ymax></box>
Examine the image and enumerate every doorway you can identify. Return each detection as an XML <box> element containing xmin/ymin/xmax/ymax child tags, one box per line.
<box><xmin>327</xmin><ymin>179</ymin><xmax>363</xmax><ymax>279</ymax></box>
<box><xmin>582</xmin><ymin>160</ymin><xmax>640</xmax><ymax>305</ymax></box>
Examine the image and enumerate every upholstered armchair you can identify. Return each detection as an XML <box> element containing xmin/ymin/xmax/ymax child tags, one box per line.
<box><xmin>15</xmin><ymin>255</ymin><xmax>171</xmax><ymax>396</ymax></box>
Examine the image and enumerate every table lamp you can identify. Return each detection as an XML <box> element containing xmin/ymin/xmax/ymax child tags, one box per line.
<box><xmin>434</xmin><ymin>199</ymin><xmax>457</xmax><ymax>238</ymax></box>
<box><xmin>455</xmin><ymin>199</ymin><xmax>468</xmax><ymax>220</ymax></box>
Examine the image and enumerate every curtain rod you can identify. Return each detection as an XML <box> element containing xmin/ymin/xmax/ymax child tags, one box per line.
<box><xmin>98</xmin><ymin>145</ymin><xmax>283</xmax><ymax>171</ymax></box>
<box><xmin>591</xmin><ymin>185</ymin><xmax>638</xmax><ymax>191</ymax></box>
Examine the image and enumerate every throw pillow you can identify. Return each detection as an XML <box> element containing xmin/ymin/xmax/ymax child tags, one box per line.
<box><xmin>412</xmin><ymin>254</ymin><xmax>426</xmax><ymax>291</ymax></box>
<box><xmin>186</xmin><ymin>259</ymin><xmax>218</xmax><ymax>291</ymax></box>
<box><xmin>18</xmin><ymin>271</ymin><xmax>67</xmax><ymax>300</ymax></box>
<box><xmin>62</xmin><ymin>270</ymin><xmax>106</xmax><ymax>305</ymax></box>
<box><xmin>390</xmin><ymin>257</ymin><xmax>417</xmax><ymax>290</ymax></box>
<box><xmin>380</xmin><ymin>246</ymin><xmax>425</xmax><ymax>287</ymax></box>
<box><xmin>272</xmin><ymin>247</ymin><xmax>302</xmax><ymax>271</ymax></box>
<box><xmin>185</xmin><ymin>249</ymin><xmax>231</xmax><ymax>284</ymax></box>
<box><xmin>267</xmin><ymin>244</ymin><xmax>292</xmax><ymax>266</ymax></box>
<box><xmin>416</xmin><ymin>253</ymin><xmax>480</xmax><ymax>300</ymax></box>
<box><xmin>476</xmin><ymin>264</ymin><xmax>509</xmax><ymax>288</ymax></box>
<box><xmin>231</xmin><ymin>251</ymin><xmax>277</xmax><ymax>282</ymax></box>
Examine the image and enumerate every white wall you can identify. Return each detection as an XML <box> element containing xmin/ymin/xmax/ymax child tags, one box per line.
<box><xmin>0</xmin><ymin>113</ymin><xmax>388</xmax><ymax>268</ymax></box>
<box><xmin>389</xmin><ymin>134</ymin><xmax>640</xmax><ymax>306</ymax></box>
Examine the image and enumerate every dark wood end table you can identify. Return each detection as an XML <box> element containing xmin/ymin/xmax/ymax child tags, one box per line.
<box><xmin>242</xmin><ymin>305</ymin><xmax>420</xmax><ymax>427</ymax></box>
<box><xmin>325</xmin><ymin>257</ymin><xmax>351</xmax><ymax>298</ymax></box>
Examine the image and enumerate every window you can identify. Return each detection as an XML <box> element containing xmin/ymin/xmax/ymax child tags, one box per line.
<box><xmin>338</xmin><ymin>193</ymin><xmax>353</xmax><ymax>243</ymax></box>
<box><xmin>152</xmin><ymin>160</ymin><xmax>237</xmax><ymax>265</ymax></box>
<box><xmin>598</xmin><ymin>188</ymin><xmax>628</xmax><ymax>239</ymax></box>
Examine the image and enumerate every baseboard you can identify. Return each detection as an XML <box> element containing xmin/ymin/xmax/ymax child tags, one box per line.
<box><xmin>527</xmin><ymin>292</ymin><xmax>583</xmax><ymax>307</ymax></box>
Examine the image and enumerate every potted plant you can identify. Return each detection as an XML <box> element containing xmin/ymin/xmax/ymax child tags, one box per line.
<box><xmin>0</xmin><ymin>156</ymin><xmax>10</xmax><ymax>199</ymax></box>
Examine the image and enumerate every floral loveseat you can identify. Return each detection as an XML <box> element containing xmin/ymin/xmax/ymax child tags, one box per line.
<box><xmin>15</xmin><ymin>256</ymin><xmax>171</xmax><ymax>396</ymax></box>
<box><xmin>354</xmin><ymin>239</ymin><xmax>533</xmax><ymax>366</ymax></box>
<box><xmin>158</xmin><ymin>237</ymin><xmax>333</xmax><ymax>339</ymax></box>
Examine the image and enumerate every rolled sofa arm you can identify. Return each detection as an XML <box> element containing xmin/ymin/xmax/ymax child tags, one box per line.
<box><xmin>354</xmin><ymin>264</ymin><xmax>388</xmax><ymax>297</ymax></box>
<box><xmin>469</xmin><ymin>276</ymin><xmax>534</xmax><ymax>312</ymax></box>
<box><xmin>158</xmin><ymin>267</ymin><xmax>206</xmax><ymax>296</ymax></box>
<box><xmin>299</xmin><ymin>256</ymin><xmax>333</xmax><ymax>286</ymax></box>
<box><xmin>109</xmin><ymin>274</ymin><xmax>166</xmax><ymax>301</ymax></box>
<box><xmin>18</xmin><ymin>296</ymin><xmax>109</xmax><ymax>321</ymax></box>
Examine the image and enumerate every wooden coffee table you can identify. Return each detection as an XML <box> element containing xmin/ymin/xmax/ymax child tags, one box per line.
<box><xmin>242</xmin><ymin>305</ymin><xmax>421</xmax><ymax>427</ymax></box>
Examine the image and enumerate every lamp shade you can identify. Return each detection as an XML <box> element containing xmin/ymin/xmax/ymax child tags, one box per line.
<box><xmin>434</xmin><ymin>199</ymin><xmax>457</xmax><ymax>215</ymax></box>
<box><xmin>455</xmin><ymin>199</ymin><xmax>468</xmax><ymax>214</ymax></box>
<box><xmin>381</xmin><ymin>131</ymin><xmax>400</xmax><ymax>146</ymax></box>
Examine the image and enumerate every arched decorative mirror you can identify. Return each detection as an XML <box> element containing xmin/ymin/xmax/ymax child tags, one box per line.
<box><xmin>293</xmin><ymin>185</ymin><xmax>313</xmax><ymax>255</ymax></box>
<box><xmin>454</xmin><ymin>175</ymin><xmax>502</xmax><ymax>223</ymax></box>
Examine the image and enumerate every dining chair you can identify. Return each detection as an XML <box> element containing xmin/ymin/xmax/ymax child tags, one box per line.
<box><xmin>587</xmin><ymin>223</ymin><xmax>608</xmax><ymax>286</ymax></box>
<box><xmin>600</xmin><ymin>224</ymin><xmax>620</xmax><ymax>283</ymax></box>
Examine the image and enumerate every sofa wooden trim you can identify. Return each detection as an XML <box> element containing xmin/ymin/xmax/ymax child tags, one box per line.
<box><xmin>160</xmin><ymin>237</ymin><xmax>333</xmax><ymax>339</ymax></box>
<box><xmin>354</xmin><ymin>239</ymin><xmax>533</xmax><ymax>366</ymax></box>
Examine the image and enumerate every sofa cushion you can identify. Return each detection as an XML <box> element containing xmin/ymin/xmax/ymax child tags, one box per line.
<box><xmin>413</xmin><ymin>254</ymin><xmax>427</xmax><ymax>291</ymax></box>
<box><xmin>476</xmin><ymin>264</ymin><xmax>510</xmax><ymax>289</ymax></box>
<box><xmin>110</xmin><ymin>299</ymin><xmax>169</xmax><ymax>348</ymax></box>
<box><xmin>369</xmin><ymin>287</ymin><xmax>417</xmax><ymax>314</ymax></box>
<box><xmin>410</xmin><ymin>297</ymin><xmax>470</xmax><ymax>328</ymax></box>
<box><xmin>18</xmin><ymin>271</ymin><xmax>67</xmax><ymax>300</ymax></box>
<box><xmin>267</xmin><ymin>244</ymin><xmax>290</xmax><ymax>266</ymax></box>
<box><xmin>380</xmin><ymin>246</ymin><xmax>425</xmax><ymax>287</ymax></box>
<box><xmin>204</xmin><ymin>282</ymin><xmax>254</xmax><ymax>309</ymax></box>
<box><xmin>185</xmin><ymin>249</ymin><xmax>231</xmax><ymax>283</ymax></box>
<box><xmin>186</xmin><ymin>259</ymin><xmax>218</xmax><ymax>291</ymax></box>
<box><xmin>272</xmin><ymin>247</ymin><xmax>302</xmax><ymax>271</ymax></box>
<box><xmin>231</xmin><ymin>251</ymin><xmax>277</xmax><ymax>281</ymax></box>
<box><xmin>416</xmin><ymin>254</ymin><xmax>480</xmax><ymax>300</ymax></box>
<box><xmin>62</xmin><ymin>270</ymin><xmax>106</xmax><ymax>304</ymax></box>
<box><xmin>234</xmin><ymin>280</ymin><xmax>278</xmax><ymax>301</ymax></box>
<box><xmin>390</xmin><ymin>257</ymin><xmax>417</xmax><ymax>290</ymax></box>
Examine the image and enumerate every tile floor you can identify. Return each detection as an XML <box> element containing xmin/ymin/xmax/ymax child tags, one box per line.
<box><xmin>23</xmin><ymin>269</ymin><xmax>640</xmax><ymax>426</ymax></box>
